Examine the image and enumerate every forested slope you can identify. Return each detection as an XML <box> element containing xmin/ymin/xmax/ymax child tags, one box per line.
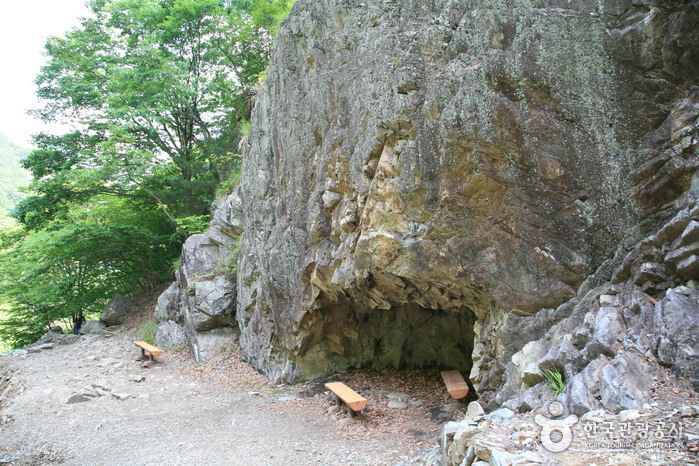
<box><xmin>0</xmin><ymin>133</ymin><xmax>30</xmax><ymax>215</ymax></box>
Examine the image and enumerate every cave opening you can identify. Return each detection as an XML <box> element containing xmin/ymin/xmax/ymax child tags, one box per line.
<box><xmin>297</xmin><ymin>300</ymin><xmax>476</xmax><ymax>382</ymax></box>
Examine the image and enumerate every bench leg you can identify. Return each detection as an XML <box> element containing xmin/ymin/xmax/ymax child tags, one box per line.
<box><xmin>334</xmin><ymin>396</ymin><xmax>359</xmax><ymax>418</ymax></box>
<box><xmin>135</xmin><ymin>348</ymin><xmax>148</xmax><ymax>361</ymax></box>
<box><xmin>142</xmin><ymin>353</ymin><xmax>156</xmax><ymax>367</ymax></box>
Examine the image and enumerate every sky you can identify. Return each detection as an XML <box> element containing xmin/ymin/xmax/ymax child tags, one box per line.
<box><xmin>0</xmin><ymin>0</ymin><xmax>89</xmax><ymax>148</ymax></box>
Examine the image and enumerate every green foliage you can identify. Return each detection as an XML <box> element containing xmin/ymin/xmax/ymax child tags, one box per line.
<box><xmin>0</xmin><ymin>133</ymin><xmax>31</xmax><ymax>215</ymax></box>
<box><xmin>224</xmin><ymin>235</ymin><xmax>244</xmax><ymax>274</ymax></box>
<box><xmin>248</xmin><ymin>0</ymin><xmax>297</xmax><ymax>35</ymax></box>
<box><xmin>542</xmin><ymin>368</ymin><xmax>566</xmax><ymax>396</ymax></box>
<box><xmin>138</xmin><ymin>320</ymin><xmax>157</xmax><ymax>345</ymax></box>
<box><xmin>216</xmin><ymin>165</ymin><xmax>242</xmax><ymax>197</ymax></box>
<box><xmin>175</xmin><ymin>215</ymin><xmax>211</xmax><ymax>237</ymax></box>
<box><xmin>1</xmin><ymin>0</ymin><xmax>292</xmax><ymax>348</ymax></box>
<box><xmin>22</xmin><ymin>0</ymin><xmax>288</xmax><ymax>232</ymax></box>
<box><xmin>0</xmin><ymin>197</ymin><xmax>179</xmax><ymax>349</ymax></box>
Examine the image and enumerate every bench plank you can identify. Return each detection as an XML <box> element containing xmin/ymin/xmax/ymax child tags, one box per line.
<box><xmin>134</xmin><ymin>341</ymin><xmax>163</xmax><ymax>357</ymax></box>
<box><xmin>325</xmin><ymin>382</ymin><xmax>367</xmax><ymax>412</ymax></box>
<box><xmin>441</xmin><ymin>370</ymin><xmax>469</xmax><ymax>399</ymax></box>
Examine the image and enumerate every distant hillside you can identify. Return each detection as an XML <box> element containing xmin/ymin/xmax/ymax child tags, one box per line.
<box><xmin>0</xmin><ymin>133</ymin><xmax>31</xmax><ymax>215</ymax></box>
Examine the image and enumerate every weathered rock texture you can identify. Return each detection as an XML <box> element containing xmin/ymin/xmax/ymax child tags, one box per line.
<box><xmin>153</xmin><ymin>194</ymin><xmax>242</xmax><ymax>361</ymax></box>
<box><xmin>99</xmin><ymin>295</ymin><xmax>133</xmax><ymax>326</ymax></box>
<box><xmin>172</xmin><ymin>0</ymin><xmax>699</xmax><ymax>414</ymax></box>
<box><xmin>233</xmin><ymin>0</ymin><xmax>699</xmax><ymax>387</ymax></box>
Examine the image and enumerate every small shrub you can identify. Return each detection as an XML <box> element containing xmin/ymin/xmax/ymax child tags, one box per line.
<box><xmin>170</xmin><ymin>257</ymin><xmax>181</xmax><ymax>276</ymax></box>
<box><xmin>237</xmin><ymin>120</ymin><xmax>252</xmax><ymax>152</ymax></box>
<box><xmin>138</xmin><ymin>320</ymin><xmax>157</xmax><ymax>345</ymax></box>
<box><xmin>216</xmin><ymin>167</ymin><xmax>242</xmax><ymax>197</ymax></box>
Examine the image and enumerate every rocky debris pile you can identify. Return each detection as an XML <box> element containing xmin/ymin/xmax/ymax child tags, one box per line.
<box><xmin>441</xmin><ymin>398</ymin><xmax>699</xmax><ymax>466</ymax></box>
<box><xmin>2</xmin><ymin>327</ymin><xmax>81</xmax><ymax>358</ymax></box>
<box><xmin>495</xmin><ymin>198</ymin><xmax>699</xmax><ymax>417</ymax></box>
<box><xmin>66</xmin><ymin>378</ymin><xmax>132</xmax><ymax>403</ymax></box>
<box><xmin>1</xmin><ymin>324</ymin><xmax>119</xmax><ymax>359</ymax></box>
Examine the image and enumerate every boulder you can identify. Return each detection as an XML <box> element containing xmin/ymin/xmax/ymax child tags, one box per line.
<box><xmin>170</xmin><ymin>0</ymin><xmax>699</xmax><ymax>431</ymax></box>
<box><xmin>588</xmin><ymin>306</ymin><xmax>627</xmax><ymax>358</ymax></box>
<box><xmin>599</xmin><ymin>352</ymin><xmax>653</xmax><ymax>412</ymax></box>
<box><xmin>185</xmin><ymin>275</ymin><xmax>236</xmax><ymax>332</ymax></box>
<box><xmin>511</xmin><ymin>340</ymin><xmax>548</xmax><ymax>387</ymax></box>
<box><xmin>100</xmin><ymin>294</ymin><xmax>133</xmax><ymax>326</ymax></box>
<box><xmin>189</xmin><ymin>327</ymin><xmax>237</xmax><ymax>363</ymax></box>
<box><xmin>81</xmin><ymin>320</ymin><xmax>106</xmax><ymax>335</ymax></box>
<box><xmin>231</xmin><ymin>0</ymin><xmax>699</xmax><ymax>387</ymax></box>
<box><xmin>567</xmin><ymin>355</ymin><xmax>610</xmax><ymax>416</ymax></box>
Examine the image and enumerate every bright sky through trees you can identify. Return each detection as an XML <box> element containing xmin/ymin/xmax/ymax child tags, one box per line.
<box><xmin>0</xmin><ymin>0</ymin><xmax>89</xmax><ymax>147</ymax></box>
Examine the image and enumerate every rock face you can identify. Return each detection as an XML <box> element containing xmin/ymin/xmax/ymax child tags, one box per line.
<box><xmin>153</xmin><ymin>194</ymin><xmax>243</xmax><ymax>361</ymax></box>
<box><xmin>171</xmin><ymin>0</ymin><xmax>699</xmax><ymax>415</ymax></box>
<box><xmin>231</xmin><ymin>0</ymin><xmax>699</xmax><ymax>388</ymax></box>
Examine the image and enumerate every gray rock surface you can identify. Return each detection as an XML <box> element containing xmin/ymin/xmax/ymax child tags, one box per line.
<box><xmin>100</xmin><ymin>295</ymin><xmax>133</xmax><ymax>326</ymax></box>
<box><xmin>652</xmin><ymin>287</ymin><xmax>699</xmax><ymax>389</ymax></box>
<box><xmin>154</xmin><ymin>320</ymin><xmax>187</xmax><ymax>348</ymax></box>
<box><xmin>154</xmin><ymin>282</ymin><xmax>182</xmax><ymax>322</ymax></box>
<box><xmin>81</xmin><ymin>320</ymin><xmax>106</xmax><ymax>335</ymax></box>
<box><xmin>466</xmin><ymin>401</ymin><xmax>485</xmax><ymax>421</ymax></box>
<box><xmin>226</xmin><ymin>0</ymin><xmax>699</xmax><ymax>392</ymax></box>
<box><xmin>599</xmin><ymin>352</ymin><xmax>653</xmax><ymax>412</ymax></box>
<box><xmin>153</xmin><ymin>197</ymin><xmax>242</xmax><ymax>362</ymax></box>
<box><xmin>167</xmin><ymin>0</ymin><xmax>699</xmax><ymax>425</ymax></box>
<box><xmin>567</xmin><ymin>355</ymin><xmax>610</xmax><ymax>416</ymax></box>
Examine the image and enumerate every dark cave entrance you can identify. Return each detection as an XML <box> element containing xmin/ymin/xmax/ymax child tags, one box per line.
<box><xmin>298</xmin><ymin>300</ymin><xmax>476</xmax><ymax>379</ymax></box>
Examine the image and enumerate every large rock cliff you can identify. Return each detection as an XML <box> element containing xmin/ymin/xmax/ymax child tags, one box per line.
<box><xmin>158</xmin><ymin>0</ymin><xmax>698</xmax><ymax>414</ymax></box>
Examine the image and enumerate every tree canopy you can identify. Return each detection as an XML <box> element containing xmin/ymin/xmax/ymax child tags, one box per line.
<box><xmin>0</xmin><ymin>0</ymin><xmax>294</xmax><ymax>348</ymax></box>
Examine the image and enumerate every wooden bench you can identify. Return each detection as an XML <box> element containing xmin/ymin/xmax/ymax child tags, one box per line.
<box><xmin>325</xmin><ymin>382</ymin><xmax>367</xmax><ymax>416</ymax></box>
<box><xmin>134</xmin><ymin>341</ymin><xmax>163</xmax><ymax>367</ymax></box>
<box><xmin>441</xmin><ymin>370</ymin><xmax>469</xmax><ymax>399</ymax></box>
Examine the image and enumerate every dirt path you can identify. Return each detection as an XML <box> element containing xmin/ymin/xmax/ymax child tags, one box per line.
<box><xmin>0</xmin><ymin>327</ymin><xmax>446</xmax><ymax>465</ymax></box>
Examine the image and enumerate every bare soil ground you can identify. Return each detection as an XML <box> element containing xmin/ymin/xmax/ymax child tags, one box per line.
<box><xmin>1</xmin><ymin>297</ymin><xmax>697</xmax><ymax>466</ymax></box>
<box><xmin>0</xmin><ymin>325</ymin><xmax>454</xmax><ymax>465</ymax></box>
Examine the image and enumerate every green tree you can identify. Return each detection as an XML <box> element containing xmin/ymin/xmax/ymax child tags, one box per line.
<box><xmin>2</xmin><ymin>0</ymin><xmax>293</xmax><ymax>349</ymax></box>
<box><xmin>22</xmin><ymin>0</ymin><xmax>288</xmax><ymax>233</ymax></box>
<box><xmin>0</xmin><ymin>196</ymin><xmax>179</xmax><ymax>347</ymax></box>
